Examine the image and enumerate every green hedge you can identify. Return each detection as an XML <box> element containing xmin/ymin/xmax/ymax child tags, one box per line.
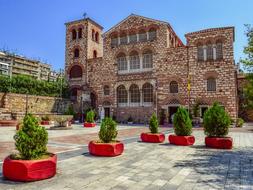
<box><xmin>0</xmin><ymin>74</ymin><xmax>69</xmax><ymax>98</ymax></box>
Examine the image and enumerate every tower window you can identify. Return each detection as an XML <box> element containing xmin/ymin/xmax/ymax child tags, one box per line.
<box><xmin>95</xmin><ymin>32</ymin><xmax>99</xmax><ymax>42</ymax></box>
<box><xmin>93</xmin><ymin>50</ymin><xmax>97</xmax><ymax>58</ymax></box>
<box><xmin>72</xmin><ymin>29</ymin><xmax>77</xmax><ymax>40</ymax></box>
<box><xmin>74</xmin><ymin>48</ymin><xmax>79</xmax><ymax>58</ymax></box>
<box><xmin>78</xmin><ymin>28</ymin><xmax>82</xmax><ymax>39</ymax></box>
<box><xmin>92</xmin><ymin>29</ymin><xmax>95</xmax><ymax>40</ymax></box>
<box><xmin>69</xmin><ymin>65</ymin><xmax>82</xmax><ymax>78</ymax></box>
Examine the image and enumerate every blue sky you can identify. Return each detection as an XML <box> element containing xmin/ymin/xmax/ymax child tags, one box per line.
<box><xmin>0</xmin><ymin>0</ymin><xmax>252</xmax><ymax>71</ymax></box>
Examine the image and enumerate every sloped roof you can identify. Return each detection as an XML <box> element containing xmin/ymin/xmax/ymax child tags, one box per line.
<box><xmin>103</xmin><ymin>14</ymin><xmax>170</xmax><ymax>35</ymax></box>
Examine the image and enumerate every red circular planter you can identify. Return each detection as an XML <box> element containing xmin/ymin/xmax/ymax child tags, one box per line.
<box><xmin>41</xmin><ymin>121</ymin><xmax>50</xmax><ymax>125</ymax></box>
<box><xmin>205</xmin><ymin>137</ymin><xmax>233</xmax><ymax>149</ymax></box>
<box><xmin>88</xmin><ymin>141</ymin><xmax>124</xmax><ymax>157</ymax></box>
<box><xmin>140</xmin><ymin>133</ymin><xmax>165</xmax><ymax>143</ymax></box>
<box><xmin>3</xmin><ymin>154</ymin><xmax>57</xmax><ymax>182</ymax></box>
<box><xmin>84</xmin><ymin>122</ymin><xmax>96</xmax><ymax>128</ymax></box>
<box><xmin>0</xmin><ymin>120</ymin><xmax>18</xmax><ymax>127</ymax></box>
<box><xmin>168</xmin><ymin>135</ymin><xmax>195</xmax><ymax>146</ymax></box>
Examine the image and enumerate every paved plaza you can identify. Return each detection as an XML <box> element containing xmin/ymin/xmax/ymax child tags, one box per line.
<box><xmin>0</xmin><ymin>124</ymin><xmax>253</xmax><ymax>190</ymax></box>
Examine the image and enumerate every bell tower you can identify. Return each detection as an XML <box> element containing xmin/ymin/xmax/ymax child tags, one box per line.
<box><xmin>65</xmin><ymin>16</ymin><xmax>103</xmax><ymax>112</ymax></box>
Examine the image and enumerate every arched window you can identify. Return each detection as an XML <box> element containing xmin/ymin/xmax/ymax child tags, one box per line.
<box><xmin>129</xmin><ymin>84</ymin><xmax>140</xmax><ymax>104</ymax></box>
<box><xmin>117</xmin><ymin>53</ymin><xmax>127</xmax><ymax>71</ymax></box>
<box><xmin>143</xmin><ymin>50</ymin><xmax>153</xmax><ymax>69</ymax></box>
<box><xmin>148</xmin><ymin>28</ymin><xmax>157</xmax><ymax>40</ymax></box>
<box><xmin>216</xmin><ymin>40</ymin><xmax>223</xmax><ymax>60</ymax></box>
<box><xmin>92</xmin><ymin>29</ymin><xmax>95</xmax><ymax>40</ymax></box>
<box><xmin>139</xmin><ymin>29</ymin><xmax>147</xmax><ymax>42</ymax></box>
<box><xmin>197</xmin><ymin>43</ymin><xmax>204</xmax><ymax>61</ymax></box>
<box><xmin>207</xmin><ymin>41</ymin><xmax>213</xmax><ymax>60</ymax></box>
<box><xmin>78</xmin><ymin>28</ymin><xmax>82</xmax><ymax>39</ymax></box>
<box><xmin>207</xmin><ymin>77</ymin><xmax>216</xmax><ymax>92</ymax></box>
<box><xmin>93</xmin><ymin>50</ymin><xmax>97</xmax><ymax>58</ymax></box>
<box><xmin>72</xmin><ymin>29</ymin><xmax>77</xmax><ymax>40</ymax></box>
<box><xmin>129</xmin><ymin>31</ymin><xmax>137</xmax><ymax>43</ymax></box>
<box><xmin>129</xmin><ymin>51</ymin><xmax>140</xmax><ymax>70</ymax></box>
<box><xmin>120</xmin><ymin>32</ymin><xmax>127</xmax><ymax>45</ymax></box>
<box><xmin>143</xmin><ymin>83</ymin><xmax>153</xmax><ymax>103</ymax></box>
<box><xmin>95</xmin><ymin>32</ymin><xmax>99</xmax><ymax>42</ymax></box>
<box><xmin>74</xmin><ymin>48</ymin><xmax>79</xmax><ymax>58</ymax></box>
<box><xmin>170</xmin><ymin>81</ymin><xmax>178</xmax><ymax>93</ymax></box>
<box><xmin>69</xmin><ymin>65</ymin><xmax>82</xmax><ymax>78</ymax></box>
<box><xmin>117</xmin><ymin>85</ymin><xmax>128</xmax><ymax>106</ymax></box>
<box><xmin>103</xmin><ymin>85</ymin><xmax>110</xmax><ymax>95</ymax></box>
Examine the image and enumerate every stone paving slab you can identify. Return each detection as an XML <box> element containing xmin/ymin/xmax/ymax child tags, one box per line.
<box><xmin>0</xmin><ymin>131</ymin><xmax>253</xmax><ymax>190</ymax></box>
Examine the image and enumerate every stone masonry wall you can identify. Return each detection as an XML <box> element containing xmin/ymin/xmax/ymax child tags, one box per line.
<box><xmin>0</xmin><ymin>92</ymin><xmax>71</xmax><ymax>115</ymax></box>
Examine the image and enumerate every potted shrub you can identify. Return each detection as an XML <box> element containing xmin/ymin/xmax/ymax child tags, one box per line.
<box><xmin>50</xmin><ymin>115</ymin><xmax>73</xmax><ymax>130</ymax></box>
<box><xmin>41</xmin><ymin>115</ymin><xmax>50</xmax><ymax>125</ymax></box>
<box><xmin>204</xmin><ymin>102</ymin><xmax>232</xmax><ymax>149</ymax></box>
<box><xmin>127</xmin><ymin>116</ymin><xmax>134</xmax><ymax>125</ymax></box>
<box><xmin>168</xmin><ymin>107</ymin><xmax>195</xmax><ymax>146</ymax></box>
<box><xmin>236</xmin><ymin>118</ymin><xmax>244</xmax><ymax>128</ymax></box>
<box><xmin>3</xmin><ymin>114</ymin><xmax>57</xmax><ymax>182</ymax></box>
<box><xmin>192</xmin><ymin>102</ymin><xmax>201</xmax><ymax>126</ymax></box>
<box><xmin>84</xmin><ymin>110</ymin><xmax>96</xmax><ymax>127</ymax></box>
<box><xmin>88</xmin><ymin>117</ymin><xmax>124</xmax><ymax>157</ymax></box>
<box><xmin>141</xmin><ymin>113</ymin><xmax>165</xmax><ymax>143</ymax></box>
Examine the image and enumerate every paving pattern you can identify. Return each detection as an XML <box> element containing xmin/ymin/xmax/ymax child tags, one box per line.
<box><xmin>0</xmin><ymin>130</ymin><xmax>253</xmax><ymax>190</ymax></box>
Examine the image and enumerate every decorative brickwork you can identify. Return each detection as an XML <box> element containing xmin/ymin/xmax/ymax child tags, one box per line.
<box><xmin>65</xmin><ymin>14</ymin><xmax>238</xmax><ymax>123</ymax></box>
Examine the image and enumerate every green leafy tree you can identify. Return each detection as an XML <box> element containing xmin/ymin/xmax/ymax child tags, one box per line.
<box><xmin>0</xmin><ymin>74</ymin><xmax>69</xmax><ymax>98</ymax></box>
<box><xmin>86</xmin><ymin>110</ymin><xmax>95</xmax><ymax>123</ymax></box>
<box><xmin>99</xmin><ymin>117</ymin><xmax>118</xmax><ymax>143</ymax></box>
<box><xmin>14</xmin><ymin>114</ymin><xmax>48</xmax><ymax>160</ymax></box>
<box><xmin>149</xmin><ymin>113</ymin><xmax>159</xmax><ymax>134</ymax></box>
<box><xmin>173</xmin><ymin>107</ymin><xmax>192</xmax><ymax>136</ymax></box>
<box><xmin>203</xmin><ymin>102</ymin><xmax>231</xmax><ymax>137</ymax></box>
<box><xmin>241</xmin><ymin>25</ymin><xmax>253</xmax><ymax>109</ymax></box>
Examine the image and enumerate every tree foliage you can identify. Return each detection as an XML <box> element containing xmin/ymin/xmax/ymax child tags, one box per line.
<box><xmin>86</xmin><ymin>110</ymin><xmax>95</xmax><ymax>123</ymax></box>
<box><xmin>241</xmin><ymin>25</ymin><xmax>253</xmax><ymax>109</ymax></box>
<box><xmin>0</xmin><ymin>74</ymin><xmax>69</xmax><ymax>98</ymax></box>
<box><xmin>203</xmin><ymin>102</ymin><xmax>231</xmax><ymax>137</ymax></box>
<box><xmin>14</xmin><ymin>114</ymin><xmax>48</xmax><ymax>160</ymax></box>
<box><xmin>149</xmin><ymin>113</ymin><xmax>159</xmax><ymax>134</ymax></box>
<box><xmin>99</xmin><ymin>117</ymin><xmax>118</xmax><ymax>143</ymax></box>
<box><xmin>173</xmin><ymin>107</ymin><xmax>192</xmax><ymax>136</ymax></box>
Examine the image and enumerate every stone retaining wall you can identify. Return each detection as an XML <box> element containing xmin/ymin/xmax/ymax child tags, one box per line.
<box><xmin>0</xmin><ymin>93</ymin><xmax>71</xmax><ymax>118</ymax></box>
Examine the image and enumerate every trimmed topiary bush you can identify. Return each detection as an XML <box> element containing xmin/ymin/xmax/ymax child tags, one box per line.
<box><xmin>13</xmin><ymin>114</ymin><xmax>48</xmax><ymax>160</ymax></box>
<box><xmin>99</xmin><ymin>117</ymin><xmax>118</xmax><ymax>143</ymax></box>
<box><xmin>173</xmin><ymin>107</ymin><xmax>192</xmax><ymax>136</ymax></box>
<box><xmin>236</xmin><ymin>118</ymin><xmax>244</xmax><ymax>128</ymax></box>
<box><xmin>86</xmin><ymin>110</ymin><xmax>95</xmax><ymax>123</ymax></box>
<box><xmin>149</xmin><ymin>113</ymin><xmax>159</xmax><ymax>134</ymax></box>
<box><xmin>203</xmin><ymin>102</ymin><xmax>231</xmax><ymax>137</ymax></box>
